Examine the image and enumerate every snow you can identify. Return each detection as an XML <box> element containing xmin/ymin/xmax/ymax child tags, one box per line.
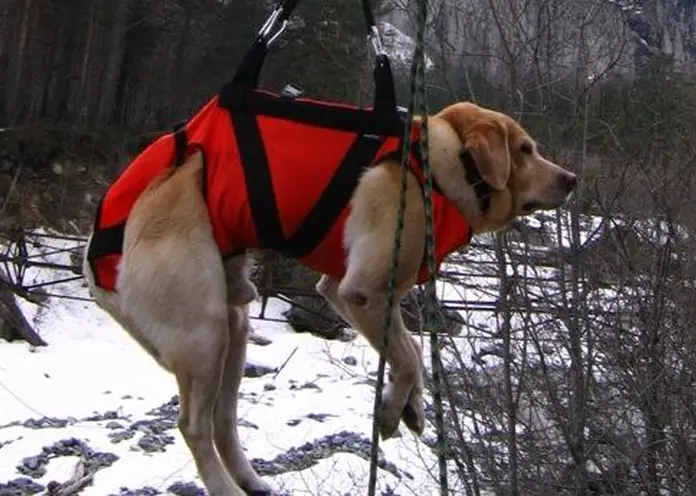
<box><xmin>0</xmin><ymin>231</ymin><xmax>458</xmax><ymax>495</ymax></box>
<box><xmin>0</xmin><ymin>208</ymin><xmax>629</xmax><ymax>494</ymax></box>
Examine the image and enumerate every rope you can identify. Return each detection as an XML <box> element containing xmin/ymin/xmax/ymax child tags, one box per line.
<box><xmin>417</xmin><ymin>5</ymin><xmax>450</xmax><ymax>495</ymax></box>
<box><xmin>367</xmin><ymin>1</ymin><xmax>451</xmax><ymax>494</ymax></box>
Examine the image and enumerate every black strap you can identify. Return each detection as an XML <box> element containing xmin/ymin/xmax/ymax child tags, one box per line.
<box><xmin>231</xmin><ymin>110</ymin><xmax>385</xmax><ymax>257</ymax></box>
<box><xmin>86</xmin><ymin>194</ymin><xmax>125</xmax><ymax>288</ymax></box>
<box><xmin>220</xmin><ymin>89</ymin><xmax>404</xmax><ymax>136</ymax></box>
<box><xmin>231</xmin><ymin>111</ymin><xmax>286</xmax><ymax>249</ymax></box>
<box><xmin>283</xmin><ymin>133</ymin><xmax>385</xmax><ymax>258</ymax></box>
<box><xmin>172</xmin><ymin>121</ymin><xmax>188</xmax><ymax>168</ymax></box>
<box><xmin>461</xmin><ymin>151</ymin><xmax>492</xmax><ymax>212</ymax></box>
<box><xmin>372</xmin><ymin>55</ymin><xmax>399</xmax><ymax>131</ymax></box>
<box><xmin>361</xmin><ymin>0</ymin><xmax>377</xmax><ymax>31</ymax></box>
<box><xmin>225</xmin><ymin>0</ymin><xmax>399</xmax><ymax>129</ymax></box>
<box><xmin>230</xmin><ymin>0</ymin><xmax>301</xmax><ymax>92</ymax></box>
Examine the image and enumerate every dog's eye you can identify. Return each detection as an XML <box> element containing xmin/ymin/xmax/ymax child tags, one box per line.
<box><xmin>520</xmin><ymin>141</ymin><xmax>534</xmax><ymax>155</ymax></box>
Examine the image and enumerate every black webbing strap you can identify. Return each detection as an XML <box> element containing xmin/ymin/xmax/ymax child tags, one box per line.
<box><xmin>230</xmin><ymin>0</ymin><xmax>301</xmax><ymax>92</ymax></box>
<box><xmin>283</xmin><ymin>133</ymin><xmax>385</xmax><ymax>257</ymax></box>
<box><xmin>461</xmin><ymin>151</ymin><xmax>493</xmax><ymax>212</ymax></box>
<box><xmin>172</xmin><ymin>121</ymin><xmax>188</xmax><ymax>168</ymax></box>
<box><xmin>86</xmin><ymin>196</ymin><xmax>125</xmax><ymax>262</ymax></box>
<box><xmin>361</xmin><ymin>0</ymin><xmax>377</xmax><ymax>32</ymax></box>
<box><xmin>231</xmin><ymin>109</ymin><xmax>386</xmax><ymax>256</ymax></box>
<box><xmin>224</xmin><ymin>0</ymin><xmax>400</xmax><ymax>132</ymax></box>
<box><xmin>231</xmin><ymin>111</ymin><xmax>286</xmax><ymax>249</ymax></box>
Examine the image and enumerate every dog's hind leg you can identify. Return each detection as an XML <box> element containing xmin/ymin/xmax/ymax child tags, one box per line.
<box><xmin>112</xmin><ymin>155</ymin><xmax>246</xmax><ymax>496</ymax></box>
<box><xmin>173</xmin><ymin>321</ymin><xmax>245</xmax><ymax>496</ymax></box>
<box><xmin>213</xmin><ymin>256</ymin><xmax>273</xmax><ymax>495</ymax></box>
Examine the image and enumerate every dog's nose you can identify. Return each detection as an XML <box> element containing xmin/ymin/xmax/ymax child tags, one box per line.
<box><xmin>558</xmin><ymin>173</ymin><xmax>577</xmax><ymax>193</ymax></box>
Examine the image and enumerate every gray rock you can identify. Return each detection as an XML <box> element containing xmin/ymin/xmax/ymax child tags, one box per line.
<box><xmin>112</xmin><ymin>487</ymin><xmax>160</xmax><ymax>496</ymax></box>
<box><xmin>244</xmin><ymin>363</ymin><xmax>276</xmax><ymax>378</ymax></box>
<box><xmin>167</xmin><ymin>481</ymin><xmax>206</xmax><ymax>496</ymax></box>
<box><xmin>249</xmin><ymin>431</ymin><xmax>409</xmax><ymax>480</ymax></box>
<box><xmin>0</xmin><ymin>477</ymin><xmax>44</xmax><ymax>495</ymax></box>
<box><xmin>306</xmin><ymin>413</ymin><xmax>335</xmax><ymax>423</ymax></box>
<box><xmin>22</xmin><ymin>417</ymin><xmax>67</xmax><ymax>429</ymax></box>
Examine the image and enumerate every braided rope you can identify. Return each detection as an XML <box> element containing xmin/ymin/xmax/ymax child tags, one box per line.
<box><xmin>368</xmin><ymin>1</ymin><xmax>449</xmax><ymax>494</ymax></box>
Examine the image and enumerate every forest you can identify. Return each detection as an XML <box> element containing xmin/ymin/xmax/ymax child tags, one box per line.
<box><xmin>3</xmin><ymin>0</ymin><xmax>696</xmax><ymax>494</ymax></box>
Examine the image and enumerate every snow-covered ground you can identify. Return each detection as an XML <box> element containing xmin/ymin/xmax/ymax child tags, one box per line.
<box><xmin>0</xmin><ymin>209</ymin><xmax>625</xmax><ymax>495</ymax></box>
<box><xmin>0</xmin><ymin>232</ymin><xmax>466</xmax><ymax>496</ymax></box>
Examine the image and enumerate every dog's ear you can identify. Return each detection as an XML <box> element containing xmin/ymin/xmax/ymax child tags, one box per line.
<box><xmin>463</xmin><ymin>121</ymin><xmax>511</xmax><ymax>191</ymax></box>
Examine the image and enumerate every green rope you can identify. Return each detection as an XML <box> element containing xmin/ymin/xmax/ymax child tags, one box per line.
<box><xmin>367</xmin><ymin>0</ymin><xmax>450</xmax><ymax>494</ymax></box>
<box><xmin>417</xmin><ymin>18</ymin><xmax>450</xmax><ymax>496</ymax></box>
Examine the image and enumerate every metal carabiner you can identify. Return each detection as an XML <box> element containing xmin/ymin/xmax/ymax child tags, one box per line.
<box><xmin>258</xmin><ymin>7</ymin><xmax>282</xmax><ymax>38</ymax></box>
<box><xmin>266</xmin><ymin>19</ymin><xmax>289</xmax><ymax>48</ymax></box>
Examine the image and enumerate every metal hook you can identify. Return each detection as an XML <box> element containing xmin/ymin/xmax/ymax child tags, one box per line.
<box><xmin>259</xmin><ymin>7</ymin><xmax>282</xmax><ymax>38</ymax></box>
<box><xmin>266</xmin><ymin>20</ymin><xmax>289</xmax><ymax>48</ymax></box>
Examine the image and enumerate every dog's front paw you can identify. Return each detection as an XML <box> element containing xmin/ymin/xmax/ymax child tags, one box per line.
<box><xmin>377</xmin><ymin>384</ymin><xmax>404</xmax><ymax>440</ymax></box>
<box><xmin>401</xmin><ymin>395</ymin><xmax>425</xmax><ymax>435</ymax></box>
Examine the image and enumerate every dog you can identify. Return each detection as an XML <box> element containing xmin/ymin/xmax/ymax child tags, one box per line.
<box><xmin>83</xmin><ymin>100</ymin><xmax>577</xmax><ymax>495</ymax></box>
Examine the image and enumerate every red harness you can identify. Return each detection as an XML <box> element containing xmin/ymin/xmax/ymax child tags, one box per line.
<box><xmin>85</xmin><ymin>0</ymin><xmax>472</xmax><ymax>292</ymax></box>
<box><xmin>86</xmin><ymin>92</ymin><xmax>472</xmax><ymax>292</ymax></box>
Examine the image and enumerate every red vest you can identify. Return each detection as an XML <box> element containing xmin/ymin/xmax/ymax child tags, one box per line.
<box><xmin>86</xmin><ymin>94</ymin><xmax>472</xmax><ymax>291</ymax></box>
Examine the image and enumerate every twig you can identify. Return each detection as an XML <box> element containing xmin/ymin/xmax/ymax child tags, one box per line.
<box><xmin>273</xmin><ymin>347</ymin><xmax>298</xmax><ymax>380</ymax></box>
<box><xmin>0</xmin><ymin>164</ymin><xmax>22</xmax><ymax>215</ymax></box>
<box><xmin>50</xmin><ymin>456</ymin><xmax>96</xmax><ymax>496</ymax></box>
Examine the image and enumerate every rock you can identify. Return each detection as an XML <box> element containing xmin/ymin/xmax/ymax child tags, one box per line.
<box><xmin>114</xmin><ymin>486</ymin><xmax>161</xmax><ymax>496</ymax></box>
<box><xmin>16</xmin><ymin>438</ymin><xmax>118</xmax><ymax>480</ymax></box>
<box><xmin>342</xmin><ymin>355</ymin><xmax>358</xmax><ymax>366</ymax></box>
<box><xmin>289</xmin><ymin>381</ymin><xmax>320</xmax><ymax>391</ymax></box>
<box><xmin>167</xmin><ymin>481</ymin><xmax>206</xmax><ymax>496</ymax></box>
<box><xmin>109</xmin><ymin>430</ymin><xmax>135</xmax><ymax>444</ymax></box>
<box><xmin>84</xmin><ymin>410</ymin><xmax>120</xmax><ymax>422</ymax></box>
<box><xmin>305</xmin><ymin>413</ymin><xmax>335</xmax><ymax>423</ymax></box>
<box><xmin>249</xmin><ymin>430</ymin><xmax>408</xmax><ymax>480</ymax></box>
<box><xmin>248</xmin><ymin>331</ymin><xmax>273</xmax><ymax>346</ymax></box>
<box><xmin>0</xmin><ymin>477</ymin><xmax>44</xmax><ymax>495</ymax></box>
<box><xmin>244</xmin><ymin>363</ymin><xmax>276</xmax><ymax>378</ymax></box>
<box><xmin>137</xmin><ymin>433</ymin><xmax>175</xmax><ymax>453</ymax></box>
<box><xmin>283</xmin><ymin>299</ymin><xmax>354</xmax><ymax>341</ymax></box>
<box><xmin>22</xmin><ymin>417</ymin><xmax>68</xmax><ymax>429</ymax></box>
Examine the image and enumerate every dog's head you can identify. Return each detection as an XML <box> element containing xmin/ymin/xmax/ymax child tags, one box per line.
<box><xmin>430</xmin><ymin>102</ymin><xmax>577</xmax><ymax>232</ymax></box>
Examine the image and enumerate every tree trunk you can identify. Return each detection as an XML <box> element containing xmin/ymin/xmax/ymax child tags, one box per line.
<box><xmin>0</xmin><ymin>268</ymin><xmax>46</xmax><ymax>347</ymax></box>
<box><xmin>8</xmin><ymin>0</ymin><xmax>34</xmax><ymax>124</ymax></box>
<box><xmin>95</xmin><ymin>0</ymin><xmax>130</xmax><ymax>125</ymax></box>
<box><xmin>78</xmin><ymin>0</ymin><xmax>96</xmax><ymax>123</ymax></box>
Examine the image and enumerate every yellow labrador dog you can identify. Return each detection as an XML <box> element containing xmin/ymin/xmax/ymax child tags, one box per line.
<box><xmin>83</xmin><ymin>101</ymin><xmax>576</xmax><ymax>495</ymax></box>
